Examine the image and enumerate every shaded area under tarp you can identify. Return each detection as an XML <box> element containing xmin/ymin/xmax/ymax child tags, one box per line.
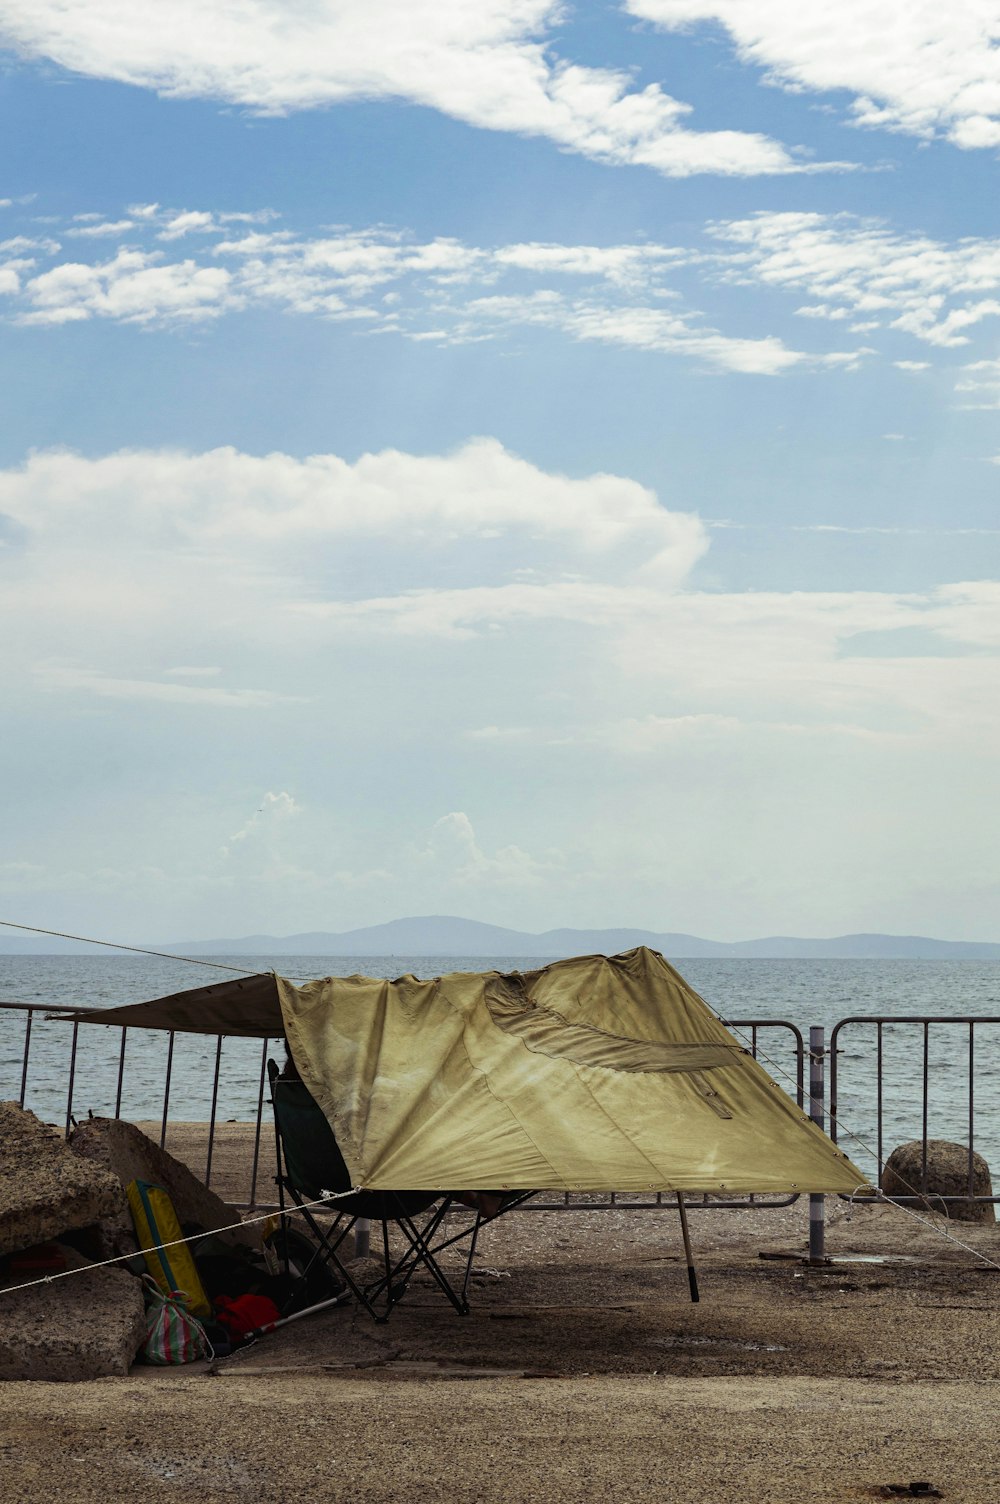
<box><xmin>61</xmin><ymin>947</ymin><xmax>867</xmax><ymax>1197</ymax></box>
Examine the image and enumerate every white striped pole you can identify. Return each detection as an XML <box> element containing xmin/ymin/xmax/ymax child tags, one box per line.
<box><xmin>354</xmin><ymin>1216</ymin><xmax>371</xmax><ymax>1259</ymax></box>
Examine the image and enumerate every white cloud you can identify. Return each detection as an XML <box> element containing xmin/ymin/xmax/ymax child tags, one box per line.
<box><xmin>464</xmin><ymin>725</ymin><xmax>531</xmax><ymax>741</ymax></box>
<box><xmin>0</xmin><ymin>439</ymin><xmax>708</xmax><ymax>590</ymax></box>
<box><xmin>955</xmin><ymin>357</ymin><xmax>1000</xmax><ymax>408</ymax></box>
<box><xmin>631</xmin><ymin>1</ymin><xmax>1000</xmax><ymax>150</ymax></box>
<box><xmin>227</xmin><ymin>791</ymin><xmax>302</xmax><ymax>847</ymax></box>
<box><xmin>0</xmin><ymin>0</ymin><xmax>847</xmax><ymax>178</ymax></box>
<box><xmin>457</xmin><ymin>290</ymin><xmax>818</xmax><ymax>374</ymax></box>
<box><xmin>0</xmin><ymin>234</ymin><xmax>60</xmax><ymax>254</ymax></box>
<box><xmin>709</xmin><ymin>211</ymin><xmax>1000</xmax><ymax>348</ymax></box>
<box><xmin>33</xmin><ymin>661</ymin><xmax>286</xmax><ymax>708</ymax></box>
<box><xmin>3</xmin><ymin>207</ymin><xmax>866</xmax><ymax>373</ymax></box>
<box><xmin>21</xmin><ymin>248</ymin><xmax>234</xmax><ymax>325</ymax></box>
<box><xmin>65</xmin><ymin>219</ymin><xmax>136</xmax><ymax>238</ymax></box>
<box><xmin>158</xmin><ymin>210</ymin><xmax>218</xmax><ymax>240</ymax></box>
<box><xmin>419</xmin><ymin>811</ymin><xmax>559</xmax><ymax>888</ymax></box>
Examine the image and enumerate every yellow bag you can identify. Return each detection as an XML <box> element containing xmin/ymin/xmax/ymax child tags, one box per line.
<box><xmin>126</xmin><ymin>1179</ymin><xmax>211</xmax><ymax>1318</ymax></box>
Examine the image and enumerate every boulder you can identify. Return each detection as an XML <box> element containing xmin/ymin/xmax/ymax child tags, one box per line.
<box><xmin>68</xmin><ymin>1117</ymin><xmax>260</xmax><ymax>1256</ymax></box>
<box><xmin>882</xmin><ymin>1139</ymin><xmax>995</xmax><ymax>1223</ymax></box>
<box><xmin>0</xmin><ymin>1102</ymin><xmax>125</xmax><ymax>1257</ymax></box>
<box><xmin>0</xmin><ymin>1242</ymin><xmax>147</xmax><ymax>1381</ymax></box>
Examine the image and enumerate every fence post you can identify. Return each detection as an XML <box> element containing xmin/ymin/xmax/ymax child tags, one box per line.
<box><xmin>808</xmin><ymin>1026</ymin><xmax>826</xmax><ymax>1263</ymax></box>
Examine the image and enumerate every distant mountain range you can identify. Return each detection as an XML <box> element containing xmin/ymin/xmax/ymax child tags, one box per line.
<box><xmin>2</xmin><ymin>914</ymin><xmax>999</xmax><ymax>959</ymax></box>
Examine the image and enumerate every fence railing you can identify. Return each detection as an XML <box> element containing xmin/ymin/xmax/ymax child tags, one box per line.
<box><xmin>4</xmin><ymin>999</ymin><xmax>998</xmax><ymax>1218</ymax></box>
<box><xmin>829</xmin><ymin>1013</ymin><xmax>1000</xmax><ymax>1205</ymax></box>
<box><xmin>1</xmin><ymin>998</ymin><xmax>279</xmax><ymax>1205</ymax></box>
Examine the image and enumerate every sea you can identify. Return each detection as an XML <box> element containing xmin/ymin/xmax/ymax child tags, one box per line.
<box><xmin>2</xmin><ymin>954</ymin><xmax>999</xmax><ymax>1186</ymax></box>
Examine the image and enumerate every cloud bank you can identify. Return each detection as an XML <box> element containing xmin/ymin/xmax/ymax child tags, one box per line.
<box><xmin>0</xmin><ymin>0</ymin><xmax>832</xmax><ymax>177</ymax></box>
<box><xmin>0</xmin><ymin>204</ymin><xmax>879</xmax><ymax>374</ymax></box>
<box><xmin>11</xmin><ymin>202</ymin><xmax>1000</xmax><ymax>378</ymax></box>
<box><xmin>2</xmin><ymin>438</ymin><xmax>997</xmax><ymax>936</ymax></box>
<box><xmin>2</xmin><ymin>439</ymin><xmax>994</xmax><ymax>727</ymax></box>
<box><xmin>632</xmin><ymin>1</ymin><xmax>1000</xmax><ymax>149</ymax></box>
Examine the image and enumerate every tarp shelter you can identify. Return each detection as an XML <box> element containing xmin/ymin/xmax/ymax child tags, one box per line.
<box><xmin>63</xmin><ymin>947</ymin><xmax>865</xmax><ymax>1197</ymax></box>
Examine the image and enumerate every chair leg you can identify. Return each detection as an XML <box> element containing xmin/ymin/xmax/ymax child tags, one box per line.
<box><xmin>459</xmin><ymin>1212</ymin><xmax>485</xmax><ymax>1307</ymax></box>
<box><xmin>278</xmin><ymin>1184</ymin><xmax>388</xmax><ymax>1320</ymax></box>
<box><xmin>363</xmin><ymin>1203</ymin><xmax>449</xmax><ymax>1314</ymax></box>
<box><xmin>362</xmin><ymin>1200</ymin><xmax>470</xmax><ymax>1317</ymax></box>
<box><xmin>396</xmin><ymin>1205</ymin><xmax>470</xmax><ymax>1315</ymax></box>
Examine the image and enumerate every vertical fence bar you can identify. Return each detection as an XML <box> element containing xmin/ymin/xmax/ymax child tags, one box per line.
<box><xmin>749</xmin><ymin>1023</ymin><xmax>759</xmax><ymax>1202</ymax></box>
<box><xmin>205</xmin><ymin>1035</ymin><xmax>224</xmax><ymax>1188</ymax></box>
<box><xmin>64</xmin><ymin>1021</ymin><xmax>80</xmax><ymax>1136</ymax></box>
<box><xmin>808</xmin><ymin>1025</ymin><xmax>826</xmax><ymax>1263</ymax></box>
<box><xmin>793</xmin><ymin>1024</ymin><xmax>805</xmax><ymax>1109</ymax></box>
<box><xmin>160</xmin><ymin>1031</ymin><xmax>175</xmax><ymax>1150</ymax></box>
<box><xmin>876</xmin><ymin>1021</ymin><xmax>883</xmax><ymax>1183</ymax></box>
<box><xmin>247</xmin><ymin>1038</ymin><xmax>271</xmax><ymax>1210</ymax></box>
<box><xmin>921</xmin><ymin>1022</ymin><xmax>930</xmax><ymax>1192</ymax></box>
<box><xmin>962</xmin><ymin>1022</ymin><xmax>968</xmax><ymax>1197</ymax></box>
<box><xmin>114</xmin><ymin>1029</ymin><xmax>128</xmax><ymax>1118</ymax></box>
<box><xmin>18</xmin><ymin>1010</ymin><xmax>33</xmax><ymax>1108</ymax></box>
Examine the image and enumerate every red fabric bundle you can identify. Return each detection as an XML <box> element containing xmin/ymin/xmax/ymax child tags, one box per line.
<box><xmin>214</xmin><ymin>1293</ymin><xmax>282</xmax><ymax>1339</ymax></box>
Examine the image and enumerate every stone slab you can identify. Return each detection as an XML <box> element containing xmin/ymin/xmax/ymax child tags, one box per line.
<box><xmin>0</xmin><ymin>1103</ymin><xmax>126</xmax><ymax>1257</ymax></box>
<box><xmin>0</xmin><ymin>1243</ymin><xmax>146</xmax><ymax>1380</ymax></box>
<box><xmin>68</xmin><ymin>1117</ymin><xmax>260</xmax><ymax>1256</ymax></box>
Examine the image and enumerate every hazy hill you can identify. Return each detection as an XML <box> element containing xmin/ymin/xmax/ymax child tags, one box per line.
<box><xmin>3</xmin><ymin>915</ymin><xmax>998</xmax><ymax>958</ymax></box>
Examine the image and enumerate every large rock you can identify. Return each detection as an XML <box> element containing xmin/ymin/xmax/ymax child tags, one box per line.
<box><xmin>0</xmin><ymin>1243</ymin><xmax>147</xmax><ymax>1380</ymax></box>
<box><xmin>68</xmin><ymin>1117</ymin><xmax>260</xmax><ymax>1256</ymax></box>
<box><xmin>0</xmin><ymin>1103</ymin><xmax>125</xmax><ymax>1257</ymax></box>
<box><xmin>882</xmin><ymin>1139</ymin><xmax>995</xmax><ymax>1223</ymax></box>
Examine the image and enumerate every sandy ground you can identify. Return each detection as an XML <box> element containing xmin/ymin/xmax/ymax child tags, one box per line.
<box><xmin>2</xmin><ymin>1124</ymin><xmax>999</xmax><ymax>1503</ymax></box>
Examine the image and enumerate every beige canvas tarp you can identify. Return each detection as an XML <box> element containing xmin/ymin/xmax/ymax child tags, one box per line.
<box><xmin>278</xmin><ymin>947</ymin><xmax>867</xmax><ymax>1195</ymax></box>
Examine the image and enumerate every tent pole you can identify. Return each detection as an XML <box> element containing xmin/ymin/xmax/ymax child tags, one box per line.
<box><xmin>676</xmin><ymin>1191</ymin><xmax>699</xmax><ymax>1303</ymax></box>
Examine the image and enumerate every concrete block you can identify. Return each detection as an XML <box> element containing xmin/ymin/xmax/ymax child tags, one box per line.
<box><xmin>0</xmin><ymin>1103</ymin><xmax>125</xmax><ymax>1257</ymax></box>
<box><xmin>68</xmin><ymin>1117</ymin><xmax>259</xmax><ymax>1254</ymax></box>
<box><xmin>882</xmin><ymin>1138</ymin><xmax>995</xmax><ymax>1223</ymax></box>
<box><xmin>0</xmin><ymin>1244</ymin><xmax>146</xmax><ymax>1381</ymax></box>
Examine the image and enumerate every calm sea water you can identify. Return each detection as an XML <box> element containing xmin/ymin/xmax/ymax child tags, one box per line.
<box><xmin>2</xmin><ymin>954</ymin><xmax>998</xmax><ymax>1183</ymax></box>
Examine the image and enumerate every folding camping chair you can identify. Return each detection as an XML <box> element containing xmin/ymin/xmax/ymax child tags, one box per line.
<box><xmin>267</xmin><ymin>1059</ymin><xmax>520</xmax><ymax>1321</ymax></box>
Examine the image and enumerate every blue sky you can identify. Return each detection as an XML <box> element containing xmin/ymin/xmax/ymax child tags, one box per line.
<box><xmin>0</xmin><ymin>2</ymin><xmax>998</xmax><ymax>943</ymax></box>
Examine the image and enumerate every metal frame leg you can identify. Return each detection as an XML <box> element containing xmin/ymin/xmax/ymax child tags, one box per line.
<box><xmin>676</xmin><ymin>1191</ymin><xmax>699</xmax><ymax>1303</ymax></box>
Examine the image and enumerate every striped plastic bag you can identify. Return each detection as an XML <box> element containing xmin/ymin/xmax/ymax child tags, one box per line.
<box><xmin>139</xmin><ymin>1277</ymin><xmax>214</xmax><ymax>1365</ymax></box>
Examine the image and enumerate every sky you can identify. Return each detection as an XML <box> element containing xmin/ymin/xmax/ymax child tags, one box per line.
<box><xmin>0</xmin><ymin>1</ymin><xmax>998</xmax><ymax>944</ymax></box>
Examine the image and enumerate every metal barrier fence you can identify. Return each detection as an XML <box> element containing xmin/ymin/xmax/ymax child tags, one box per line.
<box><xmin>6</xmin><ymin>999</ymin><xmax>998</xmax><ymax>1218</ymax></box>
<box><xmin>1</xmin><ymin>998</ymin><xmax>278</xmax><ymax>1208</ymax></box>
<box><xmin>829</xmin><ymin>1013</ymin><xmax>1000</xmax><ymax>1207</ymax></box>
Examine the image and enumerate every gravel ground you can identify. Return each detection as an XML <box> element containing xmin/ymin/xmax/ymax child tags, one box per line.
<box><xmin>2</xmin><ymin>1123</ymin><xmax>997</xmax><ymax>1503</ymax></box>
